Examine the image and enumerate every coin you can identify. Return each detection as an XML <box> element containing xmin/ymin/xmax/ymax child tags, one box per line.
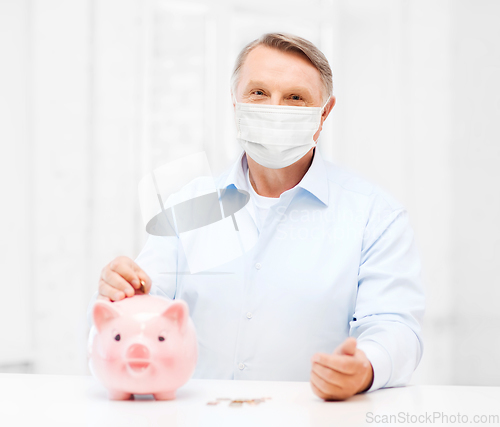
<box><xmin>211</xmin><ymin>397</ymin><xmax>270</xmax><ymax>407</ymax></box>
<box><xmin>140</xmin><ymin>280</ymin><xmax>146</xmax><ymax>294</ymax></box>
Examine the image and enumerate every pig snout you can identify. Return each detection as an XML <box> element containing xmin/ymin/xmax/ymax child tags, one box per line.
<box><xmin>127</xmin><ymin>343</ymin><xmax>150</xmax><ymax>359</ymax></box>
<box><xmin>126</xmin><ymin>343</ymin><xmax>151</xmax><ymax>374</ymax></box>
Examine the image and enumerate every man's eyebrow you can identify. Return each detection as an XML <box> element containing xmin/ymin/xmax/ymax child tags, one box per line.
<box><xmin>244</xmin><ymin>80</ymin><xmax>271</xmax><ymax>90</ymax></box>
<box><xmin>244</xmin><ymin>81</ymin><xmax>314</xmax><ymax>97</ymax></box>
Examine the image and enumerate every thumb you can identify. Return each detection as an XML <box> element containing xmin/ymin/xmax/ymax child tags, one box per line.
<box><xmin>335</xmin><ymin>337</ymin><xmax>357</xmax><ymax>356</ymax></box>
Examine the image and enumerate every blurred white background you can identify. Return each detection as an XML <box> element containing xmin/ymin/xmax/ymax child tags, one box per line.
<box><xmin>1</xmin><ymin>0</ymin><xmax>499</xmax><ymax>386</ymax></box>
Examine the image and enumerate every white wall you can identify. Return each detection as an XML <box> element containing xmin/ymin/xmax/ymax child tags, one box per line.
<box><xmin>449</xmin><ymin>0</ymin><xmax>500</xmax><ymax>386</ymax></box>
<box><xmin>30</xmin><ymin>0</ymin><xmax>92</xmax><ymax>374</ymax></box>
<box><xmin>0</xmin><ymin>0</ymin><xmax>33</xmax><ymax>368</ymax></box>
<box><xmin>0</xmin><ymin>0</ymin><xmax>499</xmax><ymax>384</ymax></box>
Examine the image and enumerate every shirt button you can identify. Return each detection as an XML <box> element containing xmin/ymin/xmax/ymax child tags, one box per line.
<box><xmin>238</xmin><ymin>363</ymin><xmax>245</xmax><ymax>370</ymax></box>
<box><xmin>246</xmin><ymin>312</ymin><xmax>252</xmax><ymax>319</ymax></box>
<box><xmin>255</xmin><ymin>263</ymin><xmax>262</xmax><ymax>270</ymax></box>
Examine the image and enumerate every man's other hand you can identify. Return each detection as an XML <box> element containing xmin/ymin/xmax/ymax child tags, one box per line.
<box><xmin>97</xmin><ymin>256</ymin><xmax>152</xmax><ymax>302</ymax></box>
<box><xmin>310</xmin><ymin>337</ymin><xmax>374</xmax><ymax>401</ymax></box>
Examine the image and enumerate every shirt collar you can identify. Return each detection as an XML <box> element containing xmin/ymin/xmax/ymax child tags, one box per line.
<box><xmin>296</xmin><ymin>148</ymin><xmax>329</xmax><ymax>206</ymax></box>
<box><xmin>222</xmin><ymin>148</ymin><xmax>329</xmax><ymax>206</ymax></box>
<box><xmin>223</xmin><ymin>150</ymin><xmax>250</xmax><ymax>193</ymax></box>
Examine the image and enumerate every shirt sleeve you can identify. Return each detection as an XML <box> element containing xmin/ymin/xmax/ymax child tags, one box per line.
<box><xmin>350</xmin><ymin>201</ymin><xmax>425</xmax><ymax>392</ymax></box>
<box><xmin>85</xmin><ymin>233</ymin><xmax>179</xmax><ymax>329</ymax></box>
<box><xmin>134</xmin><ymin>233</ymin><xmax>179</xmax><ymax>300</ymax></box>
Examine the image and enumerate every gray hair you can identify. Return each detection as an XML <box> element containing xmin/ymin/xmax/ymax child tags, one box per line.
<box><xmin>231</xmin><ymin>32</ymin><xmax>333</xmax><ymax>103</ymax></box>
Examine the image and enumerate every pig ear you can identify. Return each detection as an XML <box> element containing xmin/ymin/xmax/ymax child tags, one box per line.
<box><xmin>161</xmin><ymin>300</ymin><xmax>188</xmax><ymax>334</ymax></box>
<box><xmin>93</xmin><ymin>301</ymin><xmax>121</xmax><ymax>333</ymax></box>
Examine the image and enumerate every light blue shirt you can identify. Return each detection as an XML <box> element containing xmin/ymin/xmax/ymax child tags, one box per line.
<box><xmin>87</xmin><ymin>148</ymin><xmax>424</xmax><ymax>392</ymax></box>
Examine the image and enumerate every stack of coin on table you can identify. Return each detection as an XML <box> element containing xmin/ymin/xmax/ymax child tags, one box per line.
<box><xmin>206</xmin><ymin>397</ymin><xmax>272</xmax><ymax>406</ymax></box>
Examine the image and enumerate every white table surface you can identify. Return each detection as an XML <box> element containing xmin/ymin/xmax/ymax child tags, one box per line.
<box><xmin>1</xmin><ymin>373</ymin><xmax>499</xmax><ymax>426</ymax></box>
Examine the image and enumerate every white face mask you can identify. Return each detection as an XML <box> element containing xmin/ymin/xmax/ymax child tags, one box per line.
<box><xmin>234</xmin><ymin>97</ymin><xmax>330</xmax><ymax>169</ymax></box>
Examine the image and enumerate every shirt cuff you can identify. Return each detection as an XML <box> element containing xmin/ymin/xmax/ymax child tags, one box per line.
<box><xmin>356</xmin><ymin>340</ymin><xmax>392</xmax><ymax>392</ymax></box>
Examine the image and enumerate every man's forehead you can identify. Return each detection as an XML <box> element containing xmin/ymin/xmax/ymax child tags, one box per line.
<box><xmin>239</xmin><ymin>45</ymin><xmax>323</xmax><ymax>95</ymax></box>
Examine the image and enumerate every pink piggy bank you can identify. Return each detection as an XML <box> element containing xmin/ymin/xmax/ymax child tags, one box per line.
<box><xmin>89</xmin><ymin>294</ymin><xmax>198</xmax><ymax>400</ymax></box>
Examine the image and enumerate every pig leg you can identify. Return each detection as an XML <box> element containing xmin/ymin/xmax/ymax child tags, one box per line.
<box><xmin>108</xmin><ymin>390</ymin><xmax>133</xmax><ymax>400</ymax></box>
<box><xmin>153</xmin><ymin>391</ymin><xmax>176</xmax><ymax>401</ymax></box>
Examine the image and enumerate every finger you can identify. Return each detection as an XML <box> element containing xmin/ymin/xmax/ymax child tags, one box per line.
<box><xmin>99</xmin><ymin>280</ymin><xmax>124</xmax><ymax>301</ymax></box>
<box><xmin>311</xmin><ymin>370</ymin><xmax>352</xmax><ymax>401</ymax></box>
<box><xmin>132</xmin><ymin>266</ymin><xmax>152</xmax><ymax>294</ymax></box>
<box><xmin>334</xmin><ymin>337</ymin><xmax>357</xmax><ymax>356</ymax></box>
<box><xmin>107</xmin><ymin>258</ymin><xmax>142</xmax><ymax>290</ymax></box>
<box><xmin>310</xmin><ymin>378</ymin><xmax>330</xmax><ymax>400</ymax></box>
<box><xmin>313</xmin><ymin>365</ymin><xmax>361</xmax><ymax>399</ymax></box>
<box><xmin>102</xmin><ymin>269</ymin><xmax>135</xmax><ymax>298</ymax></box>
<box><xmin>311</xmin><ymin>362</ymin><xmax>346</xmax><ymax>388</ymax></box>
<box><xmin>311</xmin><ymin>353</ymin><xmax>359</xmax><ymax>375</ymax></box>
<box><xmin>310</xmin><ymin>370</ymin><xmax>345</xmax><ymax>401</ymax></box>
<box><xmin>98</xmin><ymin>280</ymin><xmax>126</xmax><ymax>301</ymax></box>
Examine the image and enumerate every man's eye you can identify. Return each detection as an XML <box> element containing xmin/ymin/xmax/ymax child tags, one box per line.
<box><xmin>253</xmin><ymin>90</ymin><xmax>264</xmax><ymax>96</ymax></box>
<box><xmin>291</xmin><ymin>95</ymin><xmax>301</xmax><ymax>100</ymax></box>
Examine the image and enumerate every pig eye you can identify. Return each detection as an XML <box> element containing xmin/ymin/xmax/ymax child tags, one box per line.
<box><xmin>158</xmin><ymin>336</ymin><xmax>165</xmax><ymax>342</ymax></box>
<box><xmin>114</xmin><ymin>334</ymin><xmax>121</xmax><ymax>341</ymax></box>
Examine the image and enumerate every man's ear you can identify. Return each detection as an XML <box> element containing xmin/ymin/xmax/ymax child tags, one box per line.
<box><xmin>314</xmin><ymin>97</ymin><xmax>336</xmax><ymax>143</ymax></box>
<box><xmin>321</xmin><ymin>96</ymin><xmax>336</xmax><ymax>122</ymax></box>
<box><xmin>230</xmin><ymin>90</ymin><xmax>236</xmax><ymax>108</ymax></box>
